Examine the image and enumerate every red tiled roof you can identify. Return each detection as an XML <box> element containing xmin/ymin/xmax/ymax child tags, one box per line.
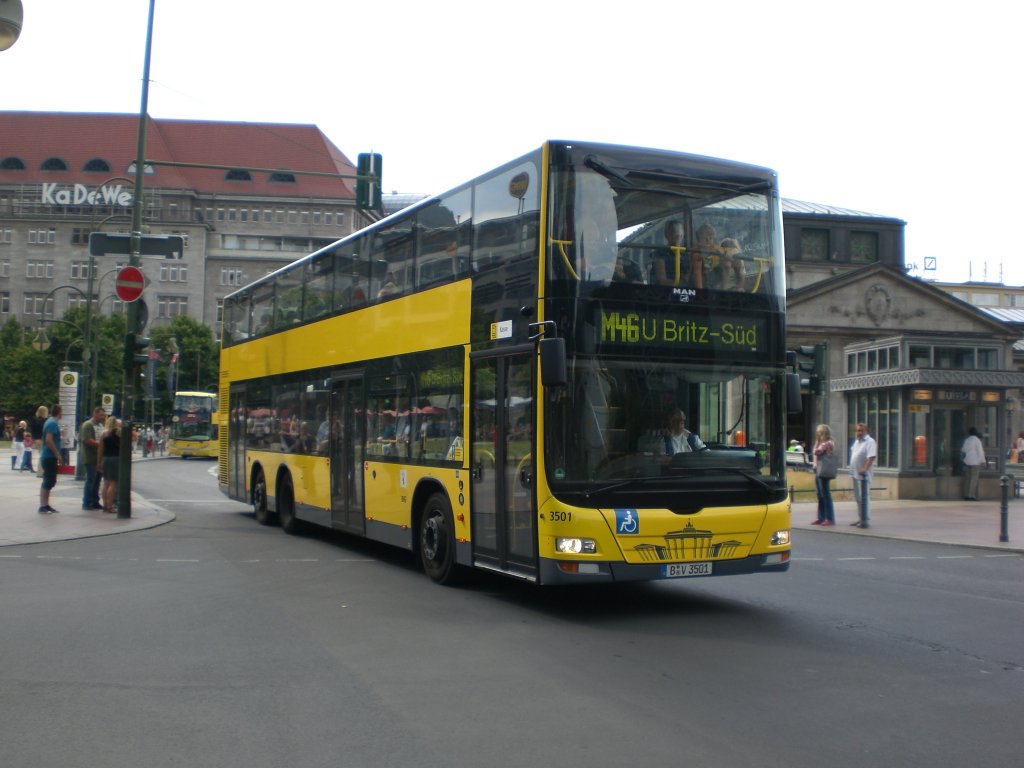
<box><xmin>0</xmin><ymin>112</ymin><xmax>356</xmax><ymax>199</ymax></box>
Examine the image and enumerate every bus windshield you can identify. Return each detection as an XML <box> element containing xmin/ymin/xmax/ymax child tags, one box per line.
<box><xmin>546</xmin><ymin>145</ymin><xmax>784</xmax><ymax>301</ymax></box>
<box><xmin>543</xmin><ymin>144</ymin><xmax>787</xmax><ymax>508</ymax></box>
<box><xmin>544</xmin><ymin>358</ymin><xmax>785</xmax><ymax>506</ymax></box>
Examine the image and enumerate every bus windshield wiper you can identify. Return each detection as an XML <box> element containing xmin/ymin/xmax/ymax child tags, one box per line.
<box><xmin>584</xmin><ymin>475</ymin><xmax>663</xmax><ymax>498</ymax></box>
<box><xmin>708</xmin><ymin>467</ymin><xmax>775</xmax><ymax>490</ymax></box>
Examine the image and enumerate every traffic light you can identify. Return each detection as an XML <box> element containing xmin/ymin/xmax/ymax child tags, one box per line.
<box><xmin>355</xmin><ymin>152</ymin><xmax>382</xmax><ymax>210</ymax></box>
<box><xmin>795</xmin><ymin>343</ymin><xmax>827</xmax><ymax>395</ymax></box>
<box><xmin>123</xmin><ymin>332</ymin><xmax>151</xmax><ymax>370</ymax></box>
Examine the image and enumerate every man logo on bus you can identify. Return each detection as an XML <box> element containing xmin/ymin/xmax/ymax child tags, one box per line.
<box><xmin>615</xmin><ymin>508</ymin><xmax>639</xmax><ymax>535</ymax></box>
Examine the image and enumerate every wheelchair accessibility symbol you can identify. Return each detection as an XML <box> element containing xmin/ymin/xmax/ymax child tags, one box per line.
<box><xmin>615</xmin><ymin>508</ymin><xmax>639</xmax><ymax>535</ymax></box>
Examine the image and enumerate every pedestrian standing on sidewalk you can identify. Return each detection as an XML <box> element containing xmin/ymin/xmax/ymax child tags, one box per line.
<box><xmin>79</xmin><ymin>406</ymin><xmax>106</xmax><ymax>510</ymax></box>
<box><xmin>960</xmin><ymin>427</ymin><xmax>985</xmax><ymax>501</ymax></box>
<box><xmin>38</xmin><ymin>404</ymin><xmax>63</xmax><ymax>514</ymax></box>
<box><xmin>19</xmin><ymin>421</ymin><xmax>35</xmax><ymax>472</ymax></box>
<box><xmin>11</xmin><ymin>420</ymin><xmax>26</xmax><ymax>470</ymax></box>
<box><xmin>1016</xmin><ymin>431</ymin><xmax>1024</xmax><ymax>464</ymax></box>
<box><xmin>30</xmin><ymin>405</ymin><xmax>48</xmax><ymax>477</ymax></box>
<box><xmin>98</xmin><ymin>416</ymin><xmax>121</xmax><ymax>513</ymax></box>
<box><xmin>811</xmin><ymin>424</ymin><xmax>837</xmax><ymax>526</ymax></box>
<box><xmin>849</xmin><ymin>422</ymin><xmax>876</xmax><ymax>528</ymax></box>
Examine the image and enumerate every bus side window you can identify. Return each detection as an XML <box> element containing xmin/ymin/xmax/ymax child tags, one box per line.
<box><xmin>333</xmin><ymin>242</ymin><xmax>367</xmax><ymax>310</ymax></box>
<box><xmin>472</xmin><ymin>162</ymin><xmax>539</xmax><ymax>277</ymax></box>
<box><xmin>304</xmin><ymin>253</ymin><xmax>334</xmax><ymax>321</ymax></box>
<box><xmin>417</xmin><ymin>190</ymin><xmax>472</xmax><ymax>289</ymax></box>
<box><xmin>371</xmin><ymin>219</ymin><xmax>414</xmax><ymax>301</ymax></box>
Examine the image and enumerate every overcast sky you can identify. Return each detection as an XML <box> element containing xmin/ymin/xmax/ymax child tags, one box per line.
<box><xmin>3</xmin><ymin>0</ymin><xmax>1018</xmax><ymax>286</ymax></box>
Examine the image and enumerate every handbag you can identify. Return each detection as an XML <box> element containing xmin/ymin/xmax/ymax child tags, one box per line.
<box><xmin>816</xmin><ymin>450</ymin><xmax>837</xmax><ymax>479</ymax></box>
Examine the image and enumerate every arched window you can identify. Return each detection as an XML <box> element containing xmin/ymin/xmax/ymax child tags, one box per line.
<box><xmin>83</xmin><ymin>158</ymin><xmax>112</xmax><ymax>173</ymax></box>
<box><xmin>268</xmin><ymin>172</ymin><xmax>296</xmax><ymax>183</ymax></box>
<box><xmin>127</xmin><ymin>161</ymin><xmax>154</xmax><ymax>175</ymax></box>
<box><xmin>225</xmin><ymin>169</ymin><xmax>252</xmax><ymax>181</ymax></box>
<box><xmin>1</xmin><ymin>156</ymin><xmax>26</xmax><ymax>170</ymax></box>
<box><xmin>40</xmin><ymin>157</ymin><xmax>69</xmax><ymax>171</ymax></box>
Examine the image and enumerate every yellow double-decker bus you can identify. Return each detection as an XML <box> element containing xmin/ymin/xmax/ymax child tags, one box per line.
<box><xmin>169</xmin><ymin>391</ymin><xmax>218</xmax><ymax>458</ymax></box>
<box><xmin>219</xmin><ymin>141</ymin><xmax>794</xmax><ymax>584</ymax></box>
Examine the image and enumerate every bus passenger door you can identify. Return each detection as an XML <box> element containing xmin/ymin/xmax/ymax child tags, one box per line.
<box><xmin>228</xmin><ymin>384</ymin><xmax>246</xmax><ymax>501</ymax></box>
<box><xmin>471</xmin><ymin>350</ymin><xmax>536</xmax><ymax>577</ymax></box>
<box><xmin>330</xmin><ymin>376</ymin><xmax>365</xmax><ymax>533</ymax></box>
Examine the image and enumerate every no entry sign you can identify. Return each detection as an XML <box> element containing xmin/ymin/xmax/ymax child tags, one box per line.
<box><xmin>115</xmin><ymin>266</ymin><xmax>145</xmax><ymax>302</ymax></box>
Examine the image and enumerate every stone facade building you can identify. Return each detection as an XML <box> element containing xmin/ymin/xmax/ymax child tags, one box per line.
<box><xmin>1</xmin><ymin>112</ymin><xmax>374</xmax><ymax>331</ymax></box>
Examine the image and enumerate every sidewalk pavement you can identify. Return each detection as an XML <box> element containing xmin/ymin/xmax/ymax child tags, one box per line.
<box><xmin>1</xmin><ymin>459</ymin><xmax>1021</xmax><ymax>552</ymax></box>
<box><xmin>791</xmin><ymin>497</ymin><xmax>1023</xmax><ymax>552</ymax></box>
<box><xmin>1</xmin><ymin>456</ymin><xmax>175</xmax><ymax>547</ymax></box>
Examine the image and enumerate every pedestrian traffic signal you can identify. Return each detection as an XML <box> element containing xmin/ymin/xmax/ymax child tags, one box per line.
<box><xmin>123</xmin><ymin>332</ymin><xmax>151</xmax><ymax>370</ymax></box>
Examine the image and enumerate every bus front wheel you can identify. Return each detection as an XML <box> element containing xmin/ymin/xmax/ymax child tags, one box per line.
<box><xmin>420</xmin><ymin>492</ymin><xmax>458</xmax><ymax>584</ymax></box>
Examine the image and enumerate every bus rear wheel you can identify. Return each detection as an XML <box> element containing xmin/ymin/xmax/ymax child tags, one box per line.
<box><xmin>253</xmin><ymin>469</ymin><xmax>276</xmax><ymax>526</ymax></box>
<box><xmin>278</xmin><ymin>474</ymin><xmax>301</xmax><ymax>535</ymax></box>
<box><xmin>420</xmin><ymin>492</ymin><xmax>458</xmax><ymax>584</ymax></box>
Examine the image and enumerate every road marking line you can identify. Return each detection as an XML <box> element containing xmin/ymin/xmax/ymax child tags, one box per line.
<box><xmin>936</xmin><ymin>555</ymin><xmax>973</xmax><ymax>559</ymax></box>
<box><xmin>146</xmin><ymin>499</ymin><xmax>240</xmax><ymax>504</ymax></box>
<box><xmin>0</xmin><ymin>555</ymin><xmax>23</xmax><ymax>559</ymax></box>
<box><xmin>984</xmin><ymin>554</ymin><xmax>1021</xmax><ymax>558</ymax></box>
<box><xmin>837</xmin><ymin>557</ymin><xmax>876</xmax><ymax>561</ymax></box>
<box><xmin>156</xmin><ymin>558</ymin><xmax>201</xmax><ymax>563</ymax></box>
<box><xmin>890</xmin><ymin>556</ymin><xmax>925</xmax><ymax>560</ymax></box>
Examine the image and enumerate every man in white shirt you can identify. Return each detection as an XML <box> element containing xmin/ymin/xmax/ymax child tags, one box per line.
<box><xmin>961</xmin><ymin>427</ymin><xmax>985</xmax><ymax>501</ymax></box>
<box><xmin>849</xmin><ymin>423</ymin><xmax>877</xmax><ymax>528</ymax></box>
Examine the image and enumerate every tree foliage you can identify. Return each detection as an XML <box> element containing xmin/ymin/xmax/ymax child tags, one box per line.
<box><xmin>0</xmin><ymin>311</ymin><xmax>219</xmax><ymax>427</ymax></box>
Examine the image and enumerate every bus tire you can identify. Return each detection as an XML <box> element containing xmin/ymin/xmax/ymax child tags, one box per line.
<box><xmin>419</xmin><ymin>492</ymin><xmax>459</xmax><ymax>584</ymax></box>
<box><xmin>253</xmin><ymin>468</ymin><xmax>276</xmax><ymax>526</ymax></box>
<box><xmin>278</xmin><ymin>474</ymin><xmax>301</xmax><ymax>535</ymax></box>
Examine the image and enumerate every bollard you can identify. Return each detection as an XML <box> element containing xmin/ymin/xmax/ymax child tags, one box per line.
<box><xmin>1000</xmin><ymin>475</ymin><xmax>1009</xmax><ymax>543</ymax></box>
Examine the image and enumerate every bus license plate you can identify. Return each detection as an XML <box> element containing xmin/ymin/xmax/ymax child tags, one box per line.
<box><xmin>663</xmin><ymin>562</ymin><xmax>712</xmax><ymax>578</ymax></box>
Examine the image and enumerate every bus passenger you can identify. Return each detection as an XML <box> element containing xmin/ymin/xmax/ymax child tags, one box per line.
<box><xmin>612</xmin><ymin>255</ymin><xmax>644</xmax><ymax>283</ymax></box>
<box><xmin>351</xmin><ymin>275</ymin><xmax>367</xmax><ymax>306</ymax></box>
<box><xmin>651</xmin><ymin>220</ymin><xmax>686</xmax><ymax>286</ymax></box>
<box><xmin>715</xmin><ymin>238</ymin><xmax>746</xmax><ymax>291</ymax></box>
<box><xmin>377</xmin><ymin>272</ymin><xmax>399</xmax><ymax>300</ymax></box>
<box><xmin>691</xmin><ymin>224</ymin><xmax>722</xmax><ymax>289</ymax></box>
<box><xmin>295</xmin><ymin>422</ymin><xmax>316</xmax><ymax>453</ymax></box>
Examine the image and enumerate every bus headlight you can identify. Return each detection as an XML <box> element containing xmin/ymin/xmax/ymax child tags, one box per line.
<box><xmin>771</xmin><ymin>530</ymin><xmax>790</xmax><ymax>546</ymax></box>
<box><xmin>556</xmin><ymin>537</ymin><xmax>597</xmax><ymax>554</ymax></box>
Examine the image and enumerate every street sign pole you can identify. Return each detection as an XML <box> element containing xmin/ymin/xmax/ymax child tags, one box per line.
<box><xmin>116</xmin><ymin>0</ymin><xmax>156</xmax><ymax>520</ymax></box>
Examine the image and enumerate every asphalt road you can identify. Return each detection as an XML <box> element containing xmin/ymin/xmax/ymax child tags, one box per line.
<box><xmin>2</xmin><ymin>459</ymin><xmax>1021</xmax><ymax>768</ymax></box>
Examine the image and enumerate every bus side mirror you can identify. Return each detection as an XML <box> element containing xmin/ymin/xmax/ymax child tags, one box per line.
<box><xmin>787</xmin><ymin>372</ymin><xmax>803</xmax><ymax>414</ymax></box>
<box><xmin>539</xmin><ymin>337</ymin><xmax>567</xmax><ymax>387</ymax></box>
